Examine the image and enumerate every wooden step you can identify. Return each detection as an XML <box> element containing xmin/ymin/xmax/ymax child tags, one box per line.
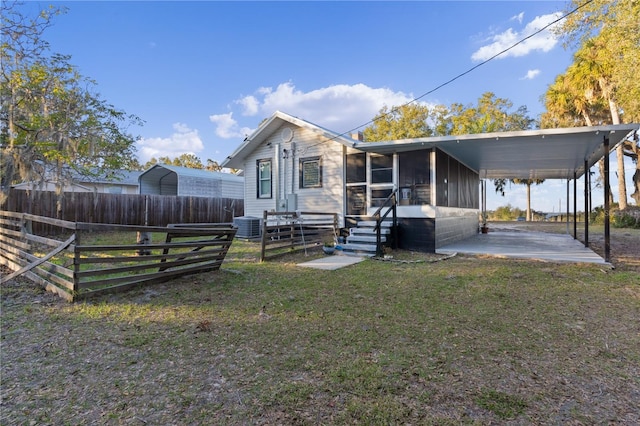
<box><xmin>347</xmin><ymin>235</ymin><xmax>387</xmax><ymax>244</ymax></box>
<box><xmin>336</xmin><ymin>242</ymin><xmax>378</xmax><ymax>256</ymax></box>
<box><xmin>357</xmin><ymin>220</ymin><xmax>394</xmax><ymax>228</ymax></box>
<box><xmin>351</xmin><ymin>225</ymin><xmax>391</xmax><ymax>233</ymax></box>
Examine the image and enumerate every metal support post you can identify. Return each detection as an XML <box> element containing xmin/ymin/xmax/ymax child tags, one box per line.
<box><xmin>573</xmin><ymin>172</ymin><xmax>577</xmax><ymax>239</ymax></box>
<box><xmin>584</xmin><ymin>160</ymin><xmax>589</xmax><ymax>247</ymax></box>
<box><xmin>603</xmin><ymin>136</ymin><xmax>611</xmax><ymax>263</ymax></box>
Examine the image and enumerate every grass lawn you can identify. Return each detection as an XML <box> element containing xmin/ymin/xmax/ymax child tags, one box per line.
<box><xmin>2</xmin><ymin>237</ymin><xmax>639</xmax><ymax>424</ymax></box>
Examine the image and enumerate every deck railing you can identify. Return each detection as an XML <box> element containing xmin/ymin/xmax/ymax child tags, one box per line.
<box><xmin>260</xmin><ymin>211</ymin><xmax>338</xmax><ymax>261</ymax></box>
<box><xmin>371</xmin><ymin>189</ymin><xmax>398</xmax><ymax>257</ymax></box>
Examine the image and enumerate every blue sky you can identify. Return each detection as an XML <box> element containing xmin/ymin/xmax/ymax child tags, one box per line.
<box><xmin>29</xmin><ymin>0</ymin><xmax>634</xmax><ymax>212</ymax></box>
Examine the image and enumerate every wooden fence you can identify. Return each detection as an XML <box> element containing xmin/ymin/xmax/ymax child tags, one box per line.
<box><xmin>0</xmin><ymin>210</ymin><xmax>236</xmax><ymax>302</ymax></box>
<box><xmin>261</xmin><ymin>211</ymin><xmax>338</xmax><ymax>261</ymax></box>
<box><xmin>1</xmin><ymin>189</ymin><xmax>244</xmax><ymax>232</ymax></box>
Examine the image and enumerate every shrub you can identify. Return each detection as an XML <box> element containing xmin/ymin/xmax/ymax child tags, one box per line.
<box><xmin>612</xmin><ymin>206</ymin><xmax>640</xmax><ymax>229</ymax></box>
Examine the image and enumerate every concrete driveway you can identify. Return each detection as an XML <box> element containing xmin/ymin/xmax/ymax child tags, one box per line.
<box><xmin>436</xmin><ymin>230</ymin><xmax>608</xmax><ymax>265</ymax></box>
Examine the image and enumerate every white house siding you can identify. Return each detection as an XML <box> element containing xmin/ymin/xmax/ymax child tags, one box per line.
<box><xmin>92</xmin><ymin>183</ymin><xmax>139</xmax><ymax>194</ymax></box>
<box><xmin>288</xmin><ymin>127</ymin><xmax>344</xmax><ymax>224</ymax></box>
<box><xmin>242</xmin><ymin>132</ymin><xmax>280</xmax><ymax>218</ymax></box>
<box><xmin>241</xmin><ymin>124</ymin><xmax>346</xmax><ymax>225</ymax></box>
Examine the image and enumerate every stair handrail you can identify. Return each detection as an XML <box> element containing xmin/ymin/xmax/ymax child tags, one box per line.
<box><xmin>372</xmin><ymin>189</ymin><xmax>398</xmax><ymax>257</ymax></box>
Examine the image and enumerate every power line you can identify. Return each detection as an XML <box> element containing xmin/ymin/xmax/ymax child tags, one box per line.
<box><xmin>308</xmin><ymin>0</ymin><xmax>594</xmax><ymax>147</ymax></box>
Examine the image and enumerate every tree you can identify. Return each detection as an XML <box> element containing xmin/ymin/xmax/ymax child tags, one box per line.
<box><xmin>511</xmin><ymin>178</ymin><xmax>545</xmax><ymax>221</ymax></box>
<box><xmin>363</xmin><ymin>93</ymin><xmax>536</xmax><ymax>207</ymax></box>
<box><xmin>174</xmin><ymin>153</ymin><xmax>203</xmax><ymax>169</ymax></box>
<box><xmin>576</xmin><ymin>33</ymin><xmax>628</xmax><ymax>209</ymax></box>
<box><xmin>363</xmin><ymin>104</ymin><xmax>434</xmax><ymax>141</ymax></box>
<box><xmin>205</xmin><ymin>159</ymin><xmax>222</xmax><ymax>172</ymax></box>
<box><xmin>445</xmin><ymin>92</ymin><xmax>533</xmax><ymax>135</ymax></box>
<box><xmin>540</xmin><ymin>46</ymin><xmax>615</xmax><ymax>204</ymax></box>
<box><xmin>540</xmin><ymin>65</ymin><xmax>609</xmax><ymax>129</ymax></box>
<box><xmin>440</xmin><ymin>93</ymin><xmax>536</xmax><ymax>199</ymax></box>
<box><xmin>1</xmin><ymin>2</ymin><xmax>142</xmax><ymax>214</ymax></box>
<box><xmin>555</xmin><ymin>0</ymin><xmax>640</xmax><ymax>208</ymax></box>
<box><xmin>143</xmin><ymin>154</ymin><xmax>205</xmax><ymax>170</ymax></box>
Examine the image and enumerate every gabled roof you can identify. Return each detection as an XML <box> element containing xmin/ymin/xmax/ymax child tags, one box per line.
<box><xmin>12</xmin><ymin>165</ymin><xmax>142</xmax><ymax>187</ymax></box>
<box><xmin>140</xmin><ymin>164</ymin><xmax>244</xmax><ymax>182</ymax></box>
<box><xmin>90</xmin><ymin>170</ymin><xmax>142</xmax><ymax>186</ymax></box>
<box><xmin>221</xmin><ymin>111</ymin><xmax>357</xmax><ymax>169</ymax></box>
<box><xmin>356</xmin><ymin>124</ymin><xmax>639</xmax><ymax>180</ymax></box>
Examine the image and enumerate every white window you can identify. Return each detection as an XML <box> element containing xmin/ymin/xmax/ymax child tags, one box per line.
<box><xmin>257</xmin><ymin>159</ymin><xmax>272</xmax><ymax>198</ymax></box>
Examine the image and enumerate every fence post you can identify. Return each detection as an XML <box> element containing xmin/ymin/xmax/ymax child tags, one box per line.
<box><xmin>290</xmin><ymin>212</ymin><xmax>296</xmax><ymax>251</ymax></box>
<box><xmin>73</xmin><ymin>229</ymin><xmax>81</xmax><ymax>301</ymax></box>
<box><xmin>260</xmin><ymin>210</ymin><xmax>268</xmax><ymax>262</ymax></box>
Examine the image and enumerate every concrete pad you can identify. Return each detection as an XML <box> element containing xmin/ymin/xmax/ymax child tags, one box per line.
<box><xmin>437</xmin><ymin>231</ymin><xmax>608</xmax><ymax>265</ymax></box>
<box><xmin>297</xmin><ymin>254</ymin><xmax>366</xmax><ymax>270</ymax></box>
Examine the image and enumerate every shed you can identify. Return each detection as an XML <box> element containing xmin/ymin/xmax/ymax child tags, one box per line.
<box><xmin>138</xmin><ymin>164</ymin><xmax>244</xmax><ymax>199</ymax></box>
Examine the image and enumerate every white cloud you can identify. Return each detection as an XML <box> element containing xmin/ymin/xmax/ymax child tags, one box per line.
<box><xmin>471</xmin><ymin>12</ymin><xmax>562</xmax><ymax>61</ymax></box>
<box><xmin>209</xmin><ymin>112</ymin><xmax>253</xmax><ymax>139</ymax></box>
<box><xmin>210</xmin><ymin>82</ymin><xmax>417</xmax><ymax>140</ymax></box>
<box><xmin>137</xmin><ymin>122</ymin><xmax>204</xmax><ymax>162</ymax></box>
<box><xmin>236</xmin><ymin>95</ymin><xmax>260</xmax><ymax>116</ymax></box>
<box><xmin>521</xmin><ymin>69</ymin><xmax>541</xmax><ymax>80</ymax></box>
<box><xmin>511</xmin><ymin>12</ymin><xmax>525</xmax><ymax>24</ymax></box>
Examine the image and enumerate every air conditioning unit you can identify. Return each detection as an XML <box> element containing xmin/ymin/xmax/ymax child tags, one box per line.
<box><xmin>233</xmin><ymin>216</ymin><xmax>261</xmax><ymax>239</ymax></box>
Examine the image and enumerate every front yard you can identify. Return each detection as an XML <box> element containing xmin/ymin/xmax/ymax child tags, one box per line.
<box><xmin>2</xmin><ymin>229</ymin><xmax>639</xmax><ymax>424</ymax></box>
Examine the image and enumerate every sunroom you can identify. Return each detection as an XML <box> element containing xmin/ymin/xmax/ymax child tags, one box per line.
<box><xmin>343</xmin><ymin>146</ymin><xmax>479</xmax><ymax>252</ymax></box>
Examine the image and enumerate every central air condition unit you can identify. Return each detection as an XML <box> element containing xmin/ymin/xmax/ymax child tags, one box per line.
<box><xmin>233</xmin><ymin>216</ymin><xmax>261</xmax><ymax>239</ymax></box>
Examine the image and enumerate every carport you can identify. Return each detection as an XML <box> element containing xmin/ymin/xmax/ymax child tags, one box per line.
<box><xmin>363</xmin><ymin>123</ymin><xmax>639</xmax><ymax>263</ymax></box>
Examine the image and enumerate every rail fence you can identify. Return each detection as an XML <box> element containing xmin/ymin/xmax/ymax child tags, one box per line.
<box><xmin>0</xmin><ymin>210</ymin><xmax>236</xmax><ymax>301</ymax></box>
<box><xmin>260</xmin><ymin>211</ymin><xmax>338</xmax><ymax>261</ymax></box>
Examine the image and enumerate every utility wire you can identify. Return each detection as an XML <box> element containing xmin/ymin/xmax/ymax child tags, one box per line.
<box><xmin>306</xmin><ymin>0</ymin><xmax>594</xmax><ymax>147</ymax></box>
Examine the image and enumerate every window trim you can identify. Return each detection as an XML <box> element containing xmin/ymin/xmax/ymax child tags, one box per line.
<box><xmin>370</xmin><ymin>153</ymin><xmax>393</xmax><ymax>184</ymax></box>
<box><xmin>299</xmin><ymin>156</ymin><xmax>322</xmax><ymax>189</ymax></box>
<box><xmin>256</xmin><ymin>158</ymin><xmax>272</xmax><ymax>199</ymax></box>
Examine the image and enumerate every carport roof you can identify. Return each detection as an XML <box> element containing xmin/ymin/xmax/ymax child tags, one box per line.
<box><xmin>140</xmin><ymin>164</ymin><xmax>244</xmax><ymax>182</ymax></box>
<box><xmin>356</xmin><ymin>123</ymin><xmax>639</xmax><ymax>180</ymax></box>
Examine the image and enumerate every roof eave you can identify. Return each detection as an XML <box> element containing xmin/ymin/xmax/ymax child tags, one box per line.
<box><xmin>222</xmin><ymin>111</ymin><xmax>357</xmax><ymax>170</ymax></box>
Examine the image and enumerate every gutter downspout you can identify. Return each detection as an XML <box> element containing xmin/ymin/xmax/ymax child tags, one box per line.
<box><xmin>274</xmin><ymin>143</ymin><xmax>281</xmax><ymax>208</ymax></box>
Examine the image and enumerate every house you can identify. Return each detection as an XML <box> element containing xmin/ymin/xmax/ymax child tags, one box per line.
<box><xmin>222</xmin><ymin>111</ymin><xmax>639</xmax><ymax>255</ymax></box>
<box><xmin>222</xmin><ymin>111</ymin><xmax>479</xmax><ymax>252</ymax></box>
<box><xmin>138</xmin><ymin>164</ymin><xmax>244</xmax><ymax>199</ymax></box>
<box><xmin>12</xmin><ymin>168</ymin><xmax>142</xmax><ymax>194</ymax></box>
